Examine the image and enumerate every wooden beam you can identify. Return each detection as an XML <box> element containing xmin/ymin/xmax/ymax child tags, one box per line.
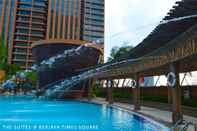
<box><xmin>106</xmin><ymin>80</ymin><xmax>114</xmax><ymax>104</ymax></box>
<box><xmin>95</xmin><ymin>30</ymin><xmax>197</xmax><ymax>79</ymax></box>
<box><xmin>168</xmin><ymin>86</ymin><xmax>172</xmax><ymax>104</ymax></box>
<box><xmin>105</xmin><ymin>80</ymin><xmax>109</xmax><ymax>101</ymax></box>
<box><xmin>170</xmin><ymin>63</ymin><xmax>183</xmax><ymax>124</ymax></box>
<box><xmin>133</xmin><ymin>73</ymin><xmax>140</xmax><ymax>111</ymax></box>
<box><xmin>88</xmin><ymin>79</ymin><xmax>93</xmax><ymax>101</ymax></box>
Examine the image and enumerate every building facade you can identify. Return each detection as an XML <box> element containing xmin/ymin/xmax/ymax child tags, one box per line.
<box><xmin>82</xmin><ymin>0</ymin><xmax>104</xmax><ymax>42</ymax></box>
<box><xmin>0</xmin><ymin>0</ymin><xmax>104</xmax><ymax>69</ymax></box>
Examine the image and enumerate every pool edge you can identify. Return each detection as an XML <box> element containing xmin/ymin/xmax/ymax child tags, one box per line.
<box><xmin>78</xmin><ymin>99</ymin><xmax>170</xmax><ymax>131</ymax></box>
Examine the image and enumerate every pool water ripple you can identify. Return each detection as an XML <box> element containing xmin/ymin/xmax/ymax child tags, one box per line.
<box><xmin>0</xmin><ymin>96</ymin><xmax>169</xmax><ymax>131</ymax></box>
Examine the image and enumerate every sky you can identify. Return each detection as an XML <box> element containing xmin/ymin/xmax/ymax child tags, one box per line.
<box><xmin>104</xmin><ymin>0</ymin><xmax>197</xmax><ymax>86</ymax></box>
<box><xmin>104</xmin><ymin>0</ymin><xmax>178</xmax><ymax>62</ymax></box>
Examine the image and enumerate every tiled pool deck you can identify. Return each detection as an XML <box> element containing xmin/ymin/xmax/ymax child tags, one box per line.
<box><xmin>82</xmin><ymin>97</ymin><xmax>197</xmax><ymax>131</ymax></box>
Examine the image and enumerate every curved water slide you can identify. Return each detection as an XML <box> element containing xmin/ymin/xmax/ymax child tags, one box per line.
<box><xmin>32</xmin><ymin>40</ymin><xmax>103</xmax><ymax>98</ymax></box>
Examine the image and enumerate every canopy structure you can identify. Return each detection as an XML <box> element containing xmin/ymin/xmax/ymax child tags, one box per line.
<box><xmin>83</xmin><ymin>0</ymin><xmax>197</xmax><ymax>124</ymax></box>
<box><xmin>87</xmin><ymin>0</ymin><xmax>197</xmax><ymax>79</ymax></box>
<box><xmin>40</xmin><ymin>0</ymin><xmax>197</xmax><ymax>124</ymax></box>
<box><xmin>126</xmin><ymin>0</ymin><xmax>197</xmax><ymax>59</ymax></box>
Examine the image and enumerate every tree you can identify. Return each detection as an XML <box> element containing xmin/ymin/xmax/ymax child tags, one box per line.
<box><xmin>0</xmin><ymin>37</ymin><xmax>7</xmax><ymax>81</ymax></box>
<box><xmin>0</xmin><ymin>37</ymin><xmax>7</xmax><ymax>64</ymax></box>
<box><xmin>108</xmin><ymin>44</ymin><xmax>134</xmax><ymax>87</ymax></box>
<box><xmin>0</xmin><ymin>37</ymin><xmax>21</xmax><ymax>80</ymax></box>
<box><xmin>108</xmin><ymin>45</ymin><xmax>133</xmax><ymax>62</ymax></box>
<box><xmin>25</xmin><ymin>71</ymin><xmax>37</xmax><ymax>87</ymax></box>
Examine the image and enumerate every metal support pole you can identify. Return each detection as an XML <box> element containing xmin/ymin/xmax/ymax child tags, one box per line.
<box><xmin>170</xmin><ymin>63</ymin><xmax>183</xmax><ymax>124</ymax></box>
<box><xmin>133</xmin><ymin>74</ymin><xmax>140</xmax><ymax>111</ymax></box>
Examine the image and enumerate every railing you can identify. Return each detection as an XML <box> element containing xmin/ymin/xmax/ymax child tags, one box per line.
<box><xmin>171</xmin><ymin>119</ymin><xmax>183</xmax><ymax>131</ymax></box>
<box><xmin>180</xmin><ymin>122</ymin><xmax>197</xmax><ymax>131</ymax></box>
<box><xmin>171</xmin><ymin>119</ymin><xmax>197</xmax><ymax>131</ymax></box>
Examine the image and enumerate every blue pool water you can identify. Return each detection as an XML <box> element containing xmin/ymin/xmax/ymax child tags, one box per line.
<box><xmin>0</xmin><ymin>96</ymin><xmax>169</xmax><ymax>131</ymax></box>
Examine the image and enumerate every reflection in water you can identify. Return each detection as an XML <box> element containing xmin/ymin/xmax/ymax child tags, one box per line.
<box><xmin>0</xmin><ymin>96</ymin><xmax>169</xmax><ymax>131</ymax></box>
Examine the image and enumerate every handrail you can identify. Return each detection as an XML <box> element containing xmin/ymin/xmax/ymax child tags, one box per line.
<box><xmin>180</xmin><ymin>122</ymin><xmax>197</xmax><ymax>131</ymax></box>
<box><xmin>171</xmin><ymin>119</ymin><xmax>197</xmax><ymax>131</ymax></box>
<box><xmin>171</xmin><ymin>119</ymin><xmax>184</xmax><ymax>130</ymax></box>
<box><xmin>180</xmin><ymin>122</ymin><xmax>191</xmax><ymax>131</ymax></box>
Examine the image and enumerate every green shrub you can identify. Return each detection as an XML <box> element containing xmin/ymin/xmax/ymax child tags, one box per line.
<box><xmin>182</xmin><ymin>98</ymin><xmax>197</xmax><ymax>108</ymax></box>
<box><xmin>94</xmin><ymin>87</ymin><xmax>105</xmax><ymax>97</ymax></box>
<box><xmin>113</xmin><ymin>90</ymin><xmax>132</xmax><ymax>98</ymax></box>
<box><xmin>141</xmin><ymin>96</ymin><xmax>168</xmax><ymax>103</ymax></box>
<box><xmin>25</xmin><ymin>71</ymin><xmax>37</xmax><ymax>86</ymax></box>
<box><xmin>93</xmin><ymin>88</ymin><xmax>197</xmax><ymax>108</ymax></box>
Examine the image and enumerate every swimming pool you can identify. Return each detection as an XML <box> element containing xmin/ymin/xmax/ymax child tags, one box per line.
<box><xmin>0</xmin><ymin>96</ymin><xmax>169</xmax><ymax>131</ymax></box>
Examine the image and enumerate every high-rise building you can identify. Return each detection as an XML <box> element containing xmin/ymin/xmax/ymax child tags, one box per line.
<box><xmin>0</xmin><ymin>0</ymin><xmax>104</xmax><ymax>69</ymax></box>
<box><xmin>82</xmin><ymin>0</ymin><xmax>104</xmax><ymax>42</ymax></box>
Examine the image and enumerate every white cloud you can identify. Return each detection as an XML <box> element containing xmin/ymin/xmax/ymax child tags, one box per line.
<box><xmin>105</xmin><ymin>0</ymin><xmax>178</xmax><ymax>62</ymax></box>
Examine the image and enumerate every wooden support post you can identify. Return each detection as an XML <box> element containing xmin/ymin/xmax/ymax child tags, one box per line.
<box><xmin>168</xmin><ymin>86</ymin><xmax>172</xmax><ymax>104</ymax></box>
<box><xmin>105</xmin><ymin>80</ymin><xmax>109</xmax><ymax>101</ymax></box>
<box><xmin>133</xmin><ymin>74</ymin><xmax>140</xmax><ymax>111</ymax></box>
<box><xmin>107</xmin><ymin>80</ymin><xmax>113</xmax><ymax>104</ymax></box>
<box><xmin>166</xmin><ymin>74</ymin><xmax>172</xmax><ymax>104</ymax></box>
<box><xmin>88</xmin><ymin>79</ymin><xmax>93</xmax><ymax>101</ymax></box>
<box><xmin>170</xmin><ymin>63</ymin><xmax>183</xmax><ymax>124</ymax></box>
<box><xmin>81</xmin><ymin>81</ymin><xmax>86</xmax><ymax>97</ymax></box>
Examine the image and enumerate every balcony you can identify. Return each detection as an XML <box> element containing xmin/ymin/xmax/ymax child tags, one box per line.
<box><xmin>14</xmin><ymin>58</ymin><xmax>35</xmax><ymax>63</ymax></box>
<box><xmin>83</xmin><ymin>31</ymin><xmax>104</xmax><ymax>36</ymax></box>
<box><xmin>18</xmin><ymin>1</ymin><xmax>46</xmax><ymax>8</ymax></box>
<box><xmin>16</xmin><ymin>14</ymin><xmax>30</xmax><ymax>17</ymax></box>
<box><xmin>84</xmin><ymin>25</ymin><xmax>104</xmax><ymax>32</ymax></box>
<box><xmin>13</xmin><ymin>59</ymin><xmax>26</xmax><ymax>62</ymax></box>
<box><xmin>14</xmin><ymin>39</ymin><xmax>33</xmax><ymax>44</ymax></box>
<box><xmin>16</xmin><ymin>20</ymin><xmax>30</xmax><ymax>24</ymax></box>
<box><xmin>16</xmin><ymin>20</ymin><xmax>46</xmax><ymax>27</ymax></box>
<box><xmin>17</xmin><ymin>13</ymin><xmax>46</xmax><ymax>20</ymax></box>
<box><xmin>17</xmin><ymin>7</ymin><xmax>46</xmax><ymax>14</ymax></box>
<box><xmin>16</xmin><ymin>26</ymin><xmax>45</xmax><ymax>32</ymax></box>
<box><xmin>32</xmin><ymin>9</ymin><xmax>46</xmax><ymax>14</ymax></box>
<box><xmin>32</xmin><ymin>21</ymin><xmax>46</xmax><ymax>26</ymax></box>
<box><xmin>16</xmin><ymin>26</ymin><xmax>30</xmax><ymax>30</ymax></box>
<box><xmin>15</xmin><ymin>33</ymin><xmax>44</xmax><ymax>38</ymax></box>
<box><xmin>31</xmin><ymin>27</ymin><xmax>45</xmax><ymax>32</ymax></box>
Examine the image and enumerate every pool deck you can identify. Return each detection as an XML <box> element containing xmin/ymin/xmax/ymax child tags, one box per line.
<box><xmin>81</xmin><ymin>97</ymin><xmax>197</xmax><ymax>131</ymax></box>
